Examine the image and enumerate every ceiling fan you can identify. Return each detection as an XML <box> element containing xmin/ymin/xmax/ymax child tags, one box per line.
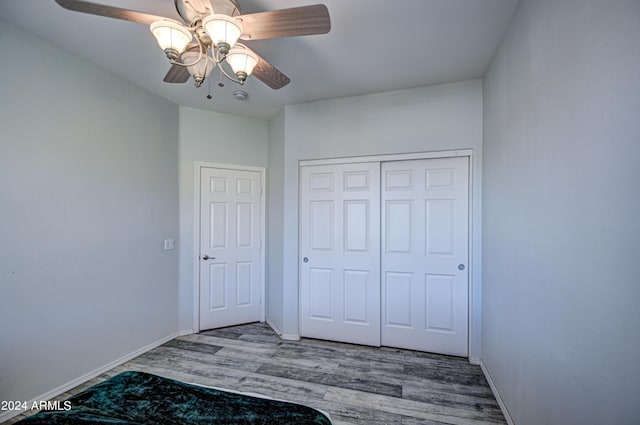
<box><xmin>54</xmin><ymin>0</ymin><xmax>331</xmax><ymax>90</ymax></box>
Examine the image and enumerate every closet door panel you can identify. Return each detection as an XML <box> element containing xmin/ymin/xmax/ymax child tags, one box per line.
<box><xmin>300</xmin><ymin>162</ymin><xmax>381</xmax><ymax>346</ymax></box>
<box><xmin>381</xmin><ymin>157</ymin><xmax>469</xmax><ymax>356</ymax></box>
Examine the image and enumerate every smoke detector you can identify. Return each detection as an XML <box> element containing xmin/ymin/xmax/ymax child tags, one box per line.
<box><xmin>233</xmin><ymin>90</ymin><xmax>249</xmax><ymax>100</ymax></box>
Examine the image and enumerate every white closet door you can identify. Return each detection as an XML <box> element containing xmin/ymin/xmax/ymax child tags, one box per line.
<box><xmin>381</xmin><ymin>157</ymin><xmax>469</xmax><ymax>356</ymax></box>
<box><xmin>300</xmin><ymin>162</ymin><xmax>381</xmax><ymax>346</ymax></box>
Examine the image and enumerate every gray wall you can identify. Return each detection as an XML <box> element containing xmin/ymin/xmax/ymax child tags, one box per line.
<box><xmin>482</xmin><ymin>0</ymin><xmax>640</xmax><ymax>423</ymax></box>
<box><xmin>177</xmin><ymin>106</ymin><xmax>268</xmax><ymax>331</ymax></box>
<box><xmin>268</xmin><ymin>80</ymin><xmax>484</xmax><ymax>352</ymax></box>
<box><xmin>0</xmin><ymin>21</ymin><xmax>179</xmax><ymax>404</ymax></box>
<box><xmin>266</xmin><ymin>110</ymin><xmax>285</xmax><ymax>333</ymax></box>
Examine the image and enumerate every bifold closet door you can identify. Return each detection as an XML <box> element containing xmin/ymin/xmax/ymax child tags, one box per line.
<box><xmin>381</xmin><ymin>157</ymin><xmax>469</xmax><ymax>356</ymax></box>
<box><xmin>300</xmin><ymin>162</ymin><xmax>381</xmax><ymax>346</ymax></box>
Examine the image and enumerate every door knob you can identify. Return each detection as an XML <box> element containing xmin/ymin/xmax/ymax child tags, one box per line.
<box><xmin>202</xmin><ymin>255</ymin><xmax>216</xmax><ymax>260</ymax></box>
<box><xmin>458</xmin><ymin>264</ymin><xmax>465</xmax><ymax>270</ymax></box>
<box><xmin>303</xmin><ymin>257</ymin><xmax>309</xmax><ymax>263</ymax></box>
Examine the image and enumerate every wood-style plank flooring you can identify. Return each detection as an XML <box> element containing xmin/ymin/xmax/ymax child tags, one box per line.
<box><xmin>6</xmin><ymin>323</ymin><xmax>506</xmax><ymax>424</ymax></box>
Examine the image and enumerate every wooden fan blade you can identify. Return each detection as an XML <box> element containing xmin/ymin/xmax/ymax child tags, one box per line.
<box><xmin>163</xmin><ymin>64</ymin><xmax>191</xmax><ymax>83</ymax></box>
<box><xmin>238</xmin><ymin>4</ymin><xmax>330</xmax><ymax>41</ymax></box>
<box><xmin>248</xmin><ymin>48</ymin><xmax>291</xmax><ymax>90</ymax></box>
<box><xmin>55</xmin><ymin>0</ymin><xmax>167</xmax><ymax>26</ymax></box>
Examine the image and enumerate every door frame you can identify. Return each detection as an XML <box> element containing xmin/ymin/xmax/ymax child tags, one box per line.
<box><xmin>298</xmin><ymin>149</ymin><xmax>480</xmax><ymax>361</ymax></box>
<box><xmin>193</xmin><ymin>161</ymin><xmax>266</xmax><ymax>333</ymax></box>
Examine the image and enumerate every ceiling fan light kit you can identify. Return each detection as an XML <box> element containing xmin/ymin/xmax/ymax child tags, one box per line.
<box><xmin>149</xmin><ymin>11</ymin><xmax>256</xmax><ymax>87</ymax></box>
<box><xmin>226</xmin><ymin>44</ymin><xmax>258</xmax><ymax>83</ymax></box>
<box><xmin>149</xmin><ymin>19</ymin><xmax>193</xmax><ymax>60</ymax></box>
<box><xmin>201</xmin><ymin>13</ymin><xmax>242</xmax><ymax>55</ymax></box>
<box><xmin>54</xmin><ymin>0</ymin><xmax>331</xmax><ymax>92</ymax></box>
<box><xmin>181</xmin><ymin>51</ymin><xmax>216</xmax><ymax>87</ymax></box>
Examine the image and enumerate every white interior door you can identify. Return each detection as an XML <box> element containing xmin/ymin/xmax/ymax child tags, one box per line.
<box><xmin>300</xmin><ymin>162</ymin><xmax>381</xmax><ymax>346</ymax></box>
<box><xmin>381</xmin><ymin>157</ymin><xmax>469</xmax><ymax>356</ymax></box>
<box><xmin>199</xmin><ymin>167</ymin><xmax>262</xmax><ymax>330</ymax></box>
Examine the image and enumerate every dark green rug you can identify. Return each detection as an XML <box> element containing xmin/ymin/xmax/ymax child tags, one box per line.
<box><xmin>16</xmin><ymin>371</ymin><xmax>332</xmax><ymax>424</ymax></box>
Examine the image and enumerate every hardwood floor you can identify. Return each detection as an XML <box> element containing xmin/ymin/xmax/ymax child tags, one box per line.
<box><xmin>6</xmin><ymin>323</ymin><xmax>506</xmax><ymax>425</ymax></box>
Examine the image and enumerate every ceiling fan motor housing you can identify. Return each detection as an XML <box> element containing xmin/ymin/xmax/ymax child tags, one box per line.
<box><xmin>175</xmin><ymin>0</ymin><xmax>241</xmax><ymax>25</ymax></box>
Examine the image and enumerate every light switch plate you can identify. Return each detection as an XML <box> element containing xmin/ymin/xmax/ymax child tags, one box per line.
<box><xmin>164</xmin><ymin>238</ymin><xmax>174</xmax><ymax>250</ymax></box>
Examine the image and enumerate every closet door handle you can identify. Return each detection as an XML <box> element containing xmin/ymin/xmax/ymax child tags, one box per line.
<box><xmin>202</xmin><ymin>255</ymin><xmax>216</xmax><ymax>260</ymax></box>
<box><xmin>303</xmin><ymin>257</ymin><xmax>309</xmax><ymax>263</ymax></box>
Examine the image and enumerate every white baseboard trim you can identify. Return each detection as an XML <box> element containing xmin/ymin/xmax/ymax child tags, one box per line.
<box><xmin>265</xmin><ymin>318</ymin><xmax>282</xmax><ymax>336</ymax></box>
<box><xmin>469</xmin><ymin>356</ymin><xmax>481</xmax><ymax>365</ymax></box>
<box><xmin>178</xmin><ymin>329</ymin><xmax>195</xmax><ymax>336</ymax></box>
<box><xmin>480</xmin><ymin>360</ymin><xmax>515</xmax><ymax>425</ymax></box>
<box><xmin>265</xmin><ymin>319</ymin><xmax>301</xmax><ymax>341</ymax></box>
<box><xmin>0</xmin><ymin>332</ymin><xmax>178</xmax><ymax>424</ymax></box>
<box><xmin>280</xmin><ymin>333</ymin><xmax>301</xmax><ymax>341</ymax></box>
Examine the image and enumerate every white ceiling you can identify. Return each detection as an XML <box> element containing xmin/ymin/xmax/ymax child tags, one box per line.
<box><xmin>0</xmin><ymin>0</ymin><xmax>520</xmax><ymax>119</ymax></box>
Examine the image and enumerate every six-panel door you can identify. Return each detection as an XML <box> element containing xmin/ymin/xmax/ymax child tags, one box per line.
<box><xmin>199</xmin><ymin>167</ymin><xmax>262</xmax><ymax>330</ymax></box>
<box><xmin>381</xmin><ymin>157</ymin><xmax>469</xmax><ymax>356</ymax></box>
<box><xmin>300</xmin><ymin>162</ymin><xmax>381</xmax><ymax>346</ymax></box>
